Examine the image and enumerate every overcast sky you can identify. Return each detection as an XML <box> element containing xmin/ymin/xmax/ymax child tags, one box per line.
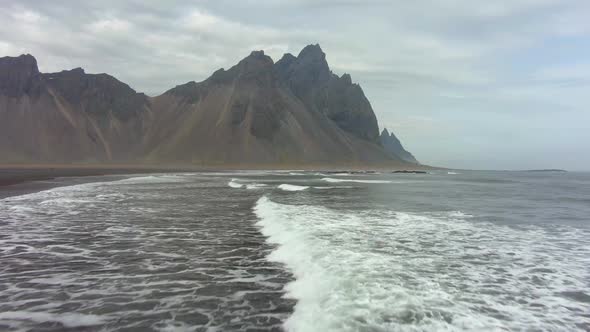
<box><xmin>1</xmin><ymin>0</ymin><xmax>589</xmax><ymax>170</ymax></box>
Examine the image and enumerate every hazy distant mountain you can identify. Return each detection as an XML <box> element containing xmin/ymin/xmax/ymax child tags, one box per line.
<box><xmin>380</xmin><ymin>128</ymin><xmax>419</xmax><ymax>164</ymax></box>
<box><xmin>0</xmin><ymin>46</ymin><xmax>418</xmax><ymax>167</ymax></box>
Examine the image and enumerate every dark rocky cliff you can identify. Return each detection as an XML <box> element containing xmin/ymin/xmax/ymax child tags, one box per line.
<box><xmin>0</xmin><ymin>54</ymin><xmax>43</xmax><ymax>98</ymax></box>
<box><xmin>42</xmin><ymin>68</ymin><xmax>149</xmax><ymax>121</ymax></box>
<box><xmin>275</xmin><ymin>44</ymin><xmax>380</xmax><ymax>143</ymax></box>
<box><xmin>145</xmin><ymin>48</ymin><xmax>395</xmax><ymax>165</ymax></box>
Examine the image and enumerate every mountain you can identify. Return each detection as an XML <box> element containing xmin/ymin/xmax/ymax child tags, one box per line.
<box><xmin>0</xmin><ymin>46</ymin><xmax>419</xmax><ymax>168</ymax></box>
<box><xmin>275</xmin><ymin>45</ymin><xmax>380</xmax><ymax>143</ymax></box>
<box><xmin>0</xmin><ymin>54</ymin><xmax>151</xmax><ymax>163</ymax></box>
<box><xmin>380</xmin><ymin>128</ymin><xmax>419</xmax><ymax>164</ymax></box>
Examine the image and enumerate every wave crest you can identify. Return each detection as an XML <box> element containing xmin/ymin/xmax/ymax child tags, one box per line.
<box><xmin>277</xmin><ymin>184</ymin><xmax>309</xmax><ymax>192</ymax></box>
<box><xmin>321</xmin><ymin>177</ymin><xmax>392</xmax><ymax>184</ymax></box>
<box><xmin>253</xmin><ymin>197</ymin><xmax>590</xmax><ymax>331</ymax></box>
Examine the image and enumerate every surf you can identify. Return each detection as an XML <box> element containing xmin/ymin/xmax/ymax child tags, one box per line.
<box><xmin>253</xmin><ymin>196</ymin><xmax>590</xmax><ymax>331</ymax></box>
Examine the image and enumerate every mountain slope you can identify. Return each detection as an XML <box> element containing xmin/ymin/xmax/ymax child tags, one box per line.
<box><xmin>0</xmin><ymin>55</ymin><xmax>151</xmax><ymax>163</ymax></box>
<box><xmin>143</xmin><ymin>50</ymin><xmax>394</xmax><ymax>165</ymax></box>
<box><xmin>0</xmin><ymin>46</ymin><xmax>419</xmax><ymax>168</ymax></box>
<box><xmin>380</xmin><ymin>128</ymin><xmax>419</xmax><ymax>164</ymax></box>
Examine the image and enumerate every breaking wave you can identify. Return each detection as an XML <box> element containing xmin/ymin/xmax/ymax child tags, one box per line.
<box><xmin>278</xmin><ymin>184</ymin><xmax>309</xmax><ymax>192</ymax></box>
<box><xmin>228</xmin><ymin>179</ymin><xmax>244</xmax><ymax>188</ymax></box>
<box><xmin>253</xmin><ymin>197</ymin><xmax>590</xmax><ymax>331</ymax></box>
<box><xmin>228</xmin><ymin>179</ymin><xmax>267</xmax><ymax>190</ymax></box>
<box><xmin>321</xmin><ymin>177</ymin><xmax>393</xmax><ymax>184</ymax></box>
<box><xmin>246</xmin><ymin>183</ymin><xmax>268</xmax><ymax>190</ymax></box>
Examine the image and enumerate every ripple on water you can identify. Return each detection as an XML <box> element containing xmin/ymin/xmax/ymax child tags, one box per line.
<box><xmin>0</xmin><ymin>175</ymin><xmax>294</xmax><ymax>331</ymax></box>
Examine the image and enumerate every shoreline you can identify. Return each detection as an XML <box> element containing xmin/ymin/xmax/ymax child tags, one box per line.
<box><xmin>0</xmin><ymin>167</ymin><xmax>188</xmax><ymax>199</ymax></box>
<box><xmin>0</xmin><ymin>163</ymin><xmax>437</xmax><ymax>199</ymax></box>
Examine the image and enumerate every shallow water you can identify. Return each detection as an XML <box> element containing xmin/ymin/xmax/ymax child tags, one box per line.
<box><xmin>1</xmin><ymin>171</ymin><xmax>589</xmax><ymax>331</ymax></box>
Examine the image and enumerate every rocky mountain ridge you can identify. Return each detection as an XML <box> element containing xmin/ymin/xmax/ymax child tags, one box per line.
<box><xmin>380</xmin><ymin>128</ymin><xmax>418</xmax><ymax>164</ymax></box>
<box><xmin>0</xmin><ymin>45</ymin><xmax>418</xmax><ymax>167</ymax></box>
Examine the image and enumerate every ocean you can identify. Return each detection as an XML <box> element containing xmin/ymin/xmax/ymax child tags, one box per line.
<box><xmin>0</xmin><ymin>171</ymin><xmax>589</xmax><ymax>331</ymax></box>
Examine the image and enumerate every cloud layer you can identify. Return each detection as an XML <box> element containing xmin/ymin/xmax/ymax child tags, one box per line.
<box><xmin>1</xmin><ymin>0</ymin><xmax>589</xmax><ymax>170</ymax></box>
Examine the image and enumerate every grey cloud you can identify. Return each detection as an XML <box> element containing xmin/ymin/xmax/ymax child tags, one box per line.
<box><xmin>1</xmin><ymin>0</ymin><xmax>589</xmax><ymax>170</ymax></box>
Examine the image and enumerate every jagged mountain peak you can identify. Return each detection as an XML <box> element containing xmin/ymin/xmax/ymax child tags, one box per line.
<box><xmin>297</xmin><ymin>44</ymin><xmax>325</xmax><ymax>60</ymax></box>
<box><xmin>203</xmin><ymin>50</ymin><xmax>276</xmax><ymax>87</ymax></box>
<box><xmin>380</xmin><ymin>127</ymin><xmax>418</xmax><ymax>164</ymax></box>
<box><xmin>0</xmin><ymin>53</ymin><xmax>39</xmax><ymax>69</ymax></box>
<box><xmin>235</xmin><ymin>50</ymin><xmax>274</xmax><ymax>73</ymax></box>
<box><xmin>341</xmin><ymin>73</ymin><xmax>352</xmax><ymax>85</ymax></box>
<box><xmin>273</xmin><ymin>45</ymin><xmax>379</xmax><ymax>143</ymax></box>
<box><xmin>56</xmin><ymin>67</ymin><xmax>85</xmax><ymax>75</ymax></box>
<box><xmin>240</xmin><ymin>50</ymin><xmax>273</xmax><ymax>65</ymax></box>
<box><xmin>0</xmin><ymin>48</ymin><xmax>420</xmax><ymax>166</ymax></box>
<box><xmin>295</xmin><ymin>44</ymin><xmax>329</xmax><ymax>74</ymax></box>
<box><xmin>278</xmin><ymin>52</ymin><xmax>297</xmax><ymax>63</ymax></box>
<box><xmin>275</xmin><ymin>53</ymin><xmax>297</xmax><ymax>72</ymax></box>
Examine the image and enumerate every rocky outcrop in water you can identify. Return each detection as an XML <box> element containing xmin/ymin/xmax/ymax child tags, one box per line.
<box><xmin>0</xmin><ymin>45</ymin><xmax>417</xmax><ymax>167</ymax></box>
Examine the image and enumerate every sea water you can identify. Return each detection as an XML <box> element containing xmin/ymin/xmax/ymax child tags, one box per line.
<box><xmin>0</xmin><ymin>171</ymin><xmax>589</xmax><ymax>331</ymax></box>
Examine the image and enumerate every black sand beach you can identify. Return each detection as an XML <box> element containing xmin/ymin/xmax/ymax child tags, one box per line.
<box><xmin>0</xmin><ymin>166</ymin><xmax>181</xmax><ymax>199</ymax></box>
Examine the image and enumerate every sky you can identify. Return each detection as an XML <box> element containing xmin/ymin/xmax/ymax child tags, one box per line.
<box><xmin>1</xmin><ymin>0</ymin><xmax>589</xmax><ymax>170</ymax></box>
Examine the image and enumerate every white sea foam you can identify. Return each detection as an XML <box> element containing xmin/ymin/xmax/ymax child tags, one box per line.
<box><xmin>447</xmin><ymin>171</ymin><xmax>459</xmax><ymax>175</ymax></box>
<box><xmin>117</xmin><ymin>174</ymin><xmax>191</xmax><ymax>184</ymax></box>
<box><xmin>278</xmin><ymin>184</ymin><xmax>309</xmax><ymax>192</ymax></box>
<box><xmin>0</xmin><ymin>311</ymin><xmax>106</xmax><ymax>328</ymax></box>
<box><xmin>228</xmin><ymin>179</ymin><xmax>267</xmax><ymax>189</ymax></box>
<box><xmin>39</xmin><ymin>197</ymin><xmax>91</xmax><ymax>206</ymax></box>
<box><xmin>448</xmin><ymin>210</ymin><xmax>473</xmax><ymax>218</ymax></box>
<box><xmin>321</xmin><ymin>177</ymin><xmax>393</xmax><ymax>184</ymax></box>
<box><xmin>0</xmin><ymin>181</ymin><xmax>102</xmax><ymax>202</ymax></box>
<box><xmin>0</xmin><ymin>174</ymin><xmax>293</xmax><ymax>331</ymax></box>
<box><xmin>0</xmin><ymin>174</ymin><xmax>191</xmax><ymax>203</ymax></box>
<box><xmin>254</xmin><ymin>197</ymin><xmax>590</xmax><ymax>332</ymax></box>
<box><xmin>228</xmin><ymin>180</ymin><xmax>243</xmax><ymax>188</ymax></box>
<box><xmin>153</xmin><ymin>319</ymin><xmax>198</xmax><ymax>332</ymax></box>
<box><xmin>246</xmin><ymin>183</ymin><xmax>268</xmax><ymax>190</ymax></box>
